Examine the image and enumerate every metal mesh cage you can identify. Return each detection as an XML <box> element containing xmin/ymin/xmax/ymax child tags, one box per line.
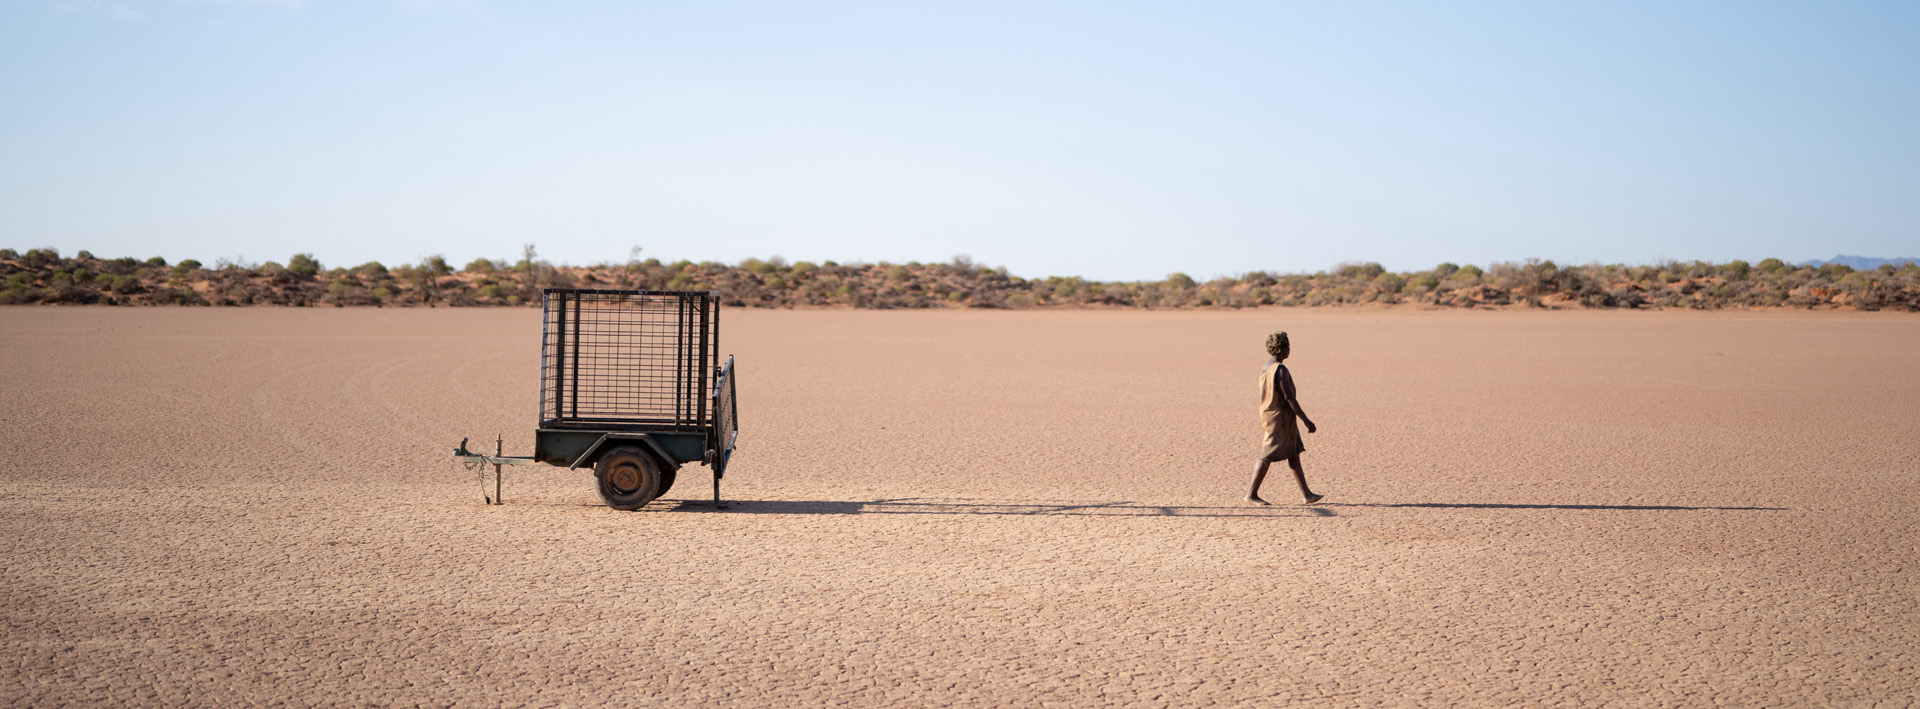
<box><xmin>539</xmin><ymin>289</ymin><xmax>719</xmax><ymax>429</ymax></box>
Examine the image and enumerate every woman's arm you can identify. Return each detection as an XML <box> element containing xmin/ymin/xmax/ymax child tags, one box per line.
<box><xmin>1280</xmin><ymin>367</ymin><xmax>1317</xmax><ymax>433</ymax></box>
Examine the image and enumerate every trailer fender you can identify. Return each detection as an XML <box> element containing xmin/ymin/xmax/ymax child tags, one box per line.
<box><xmin>567</xmin><ymin>433</ymin><xmax>679</xmax><ymax>472</ymax></box>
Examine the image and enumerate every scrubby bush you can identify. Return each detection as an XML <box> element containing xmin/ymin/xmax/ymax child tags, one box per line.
<box><xmin>1338</xmin><ymin>262</ymin><xmax>1386</xmax><ymax>280</ymax></box>
<box><xmin>288</xmin><ymin>253</ymin><xmax>321</xmax><ymax>276</ymax></box>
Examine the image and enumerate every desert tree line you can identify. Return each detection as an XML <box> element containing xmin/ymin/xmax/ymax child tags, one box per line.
<box><xmin>2</xmin><ymin>246</ymin><xmax>1915</xmax><ymax>311</ymax></box>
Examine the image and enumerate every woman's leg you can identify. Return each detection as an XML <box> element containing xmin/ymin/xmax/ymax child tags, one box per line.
<box><xmin>1288</xmin><ymin>454</ymin><xmax>1322</xmax><ymax>503</ymax></box>
<box><xmin>1247</xmin><ymin>459</ymin><xmax>1272</xmax><ymax>505</ymax></box>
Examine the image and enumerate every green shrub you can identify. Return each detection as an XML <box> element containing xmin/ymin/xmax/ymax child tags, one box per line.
<box><xmin>1757</xmin><ymin>258</ymin><xmax>1787</xmax><ymax>273</ymax></box>
<box><xmin>1165</xmin><ymin>272</ymin><xmax>1196</xmax><ymax>289</ymax></box>
<box><xmin>288</xmin><ymin>253</ymin><xmax>321</xmax><ymax>276</ymax></box>
<box><xmin>326</xmin><ymin>279</ymin><xmax>362</xmax><ymax>301</ymax></box>
<box><xmin>1338</xmin><ymin>262</ymin><xmax>1386</xmax><ymax>280</ymax></box>
<box><xmin>149</xmin><ymin>286</ymin><xmax>201</xmax><ymax>305</ymax></box>
<box><xmin>1517</xmin><ymin>259</ymin><xmax>1560</xmax><ymax>294</ymax></box>
<box><xmin>464</xmin><ymin>258</ymin><xmax>496</xmax><ymax>274</ymax></box>
<box><xmin>0</xmin><ymin>248</ymin><xmax>16</xmax><ymax>259</ymax></box>
<box><xmin>1373</xmin><ymin>272</ymin><xmax>1405</xmax><ymax>294</ymax></box>
<box><xmin>75</xmin><ymin>250</ymin><xmax>95</xmax><ymax>260</ymax></box>
<box><xmin>146</xmin><ymin>256</ymin><xmax>167</xmax><ymax>266</ymax></box>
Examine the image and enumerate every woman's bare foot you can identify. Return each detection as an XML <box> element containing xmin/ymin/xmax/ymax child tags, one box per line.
<box><xmin>1302</xmin><ymin>493</ymin><xmax>1324</xmax><ymax>505</ymax></box>
<box><xmin>1246</xmin><ymin>495</ymin><xmax>1270</xmax><ymax>506</ymax></box>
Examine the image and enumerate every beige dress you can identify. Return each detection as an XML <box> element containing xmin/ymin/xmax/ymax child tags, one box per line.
<box><xmin>1258</xmin><ymin>360</ymin><xmax>1304</xmax><ymax>461</ymax></box>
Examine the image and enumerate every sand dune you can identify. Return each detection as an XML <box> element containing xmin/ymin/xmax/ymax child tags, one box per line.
<box><xmin>3</xmin><ymin>307</ymin><xmax>1916</xmax><ymax>705</ymax></box>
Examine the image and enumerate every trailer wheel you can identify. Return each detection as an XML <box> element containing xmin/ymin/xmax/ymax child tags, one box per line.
<box><xmin>595</xmin><ymin>446</ymin><xmax>664</xmax><ymax>510</ymax></box>
<box><xmin>657</xmin><ymin>468</ymin><xmax>677</xmax><ymax>498</ymax></box>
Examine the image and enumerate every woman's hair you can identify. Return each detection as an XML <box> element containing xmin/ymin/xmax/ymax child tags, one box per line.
<box><xmin>1266</xmin><ymin>331</ymin><xmax>1290</xmax><ymax>358</ymax></box>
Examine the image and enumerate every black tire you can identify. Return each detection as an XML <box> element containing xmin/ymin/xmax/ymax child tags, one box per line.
<box><xmin>594</xmin><ymin>446</ymin><xmax>664</xmax><ymax>510</ymax></box>
<box><xmin>657</xmin><ymin>468</ymin><xmax>677</xmax><ymax>498</ymax></box>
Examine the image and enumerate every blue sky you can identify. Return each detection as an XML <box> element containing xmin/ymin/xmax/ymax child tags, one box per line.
<box><xmin>3</xmin><ymin>1</ymin><xmax>1915</xmax><ymax>280</ymax></box>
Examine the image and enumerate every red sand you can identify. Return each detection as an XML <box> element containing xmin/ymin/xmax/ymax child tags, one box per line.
<box><xmin>3</xmin><ymin>307</ymin><xmax>1917</xmax><ymax>705</ymax></box>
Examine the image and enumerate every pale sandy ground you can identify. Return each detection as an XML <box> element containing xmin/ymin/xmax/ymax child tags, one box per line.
<box><xmin>3</xmin><ymin>307</ymin><xmax>1918</xmax><ymax>707</ymax></box>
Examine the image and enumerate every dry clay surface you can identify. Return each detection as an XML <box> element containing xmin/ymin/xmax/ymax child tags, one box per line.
<box><xmin>3</xmin><ymin>307</ymin><xmax>1917</xmax><ymax>706</ymax></box>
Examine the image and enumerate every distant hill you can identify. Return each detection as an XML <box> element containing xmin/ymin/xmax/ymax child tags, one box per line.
<box><xmin>3</xmin><ymin>248</ymin><xmax>1917</xmax><ymax>311</ymax></box>
<box><xmin>1801</xmin><ymin>255</ymin><xmax>1919</xmax><ymax>270</ymax></box>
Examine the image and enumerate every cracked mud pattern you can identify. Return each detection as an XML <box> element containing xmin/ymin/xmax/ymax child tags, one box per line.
<box><xmin>3</xmin><ymin>308</ymin><xmax>1916</xmax><ymax>706</ymax></box>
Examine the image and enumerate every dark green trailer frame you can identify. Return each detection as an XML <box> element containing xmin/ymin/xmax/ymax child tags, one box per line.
<box><xmin>453</xmin><ymin>288</ymin><xmax>739</xmax><ymax>509</ymax></box>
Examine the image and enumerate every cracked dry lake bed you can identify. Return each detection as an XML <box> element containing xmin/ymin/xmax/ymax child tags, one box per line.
<box><xmin>3</xmin><ymin>307</ymin><xmax>1917</xmax><ymax>705</ymax></box>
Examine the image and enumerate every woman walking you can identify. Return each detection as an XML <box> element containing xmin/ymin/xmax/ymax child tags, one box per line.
<box><xmin>1248</xmin><ymin>331</ymin><xmax>1323</xmax><ymax>505</ymax></box>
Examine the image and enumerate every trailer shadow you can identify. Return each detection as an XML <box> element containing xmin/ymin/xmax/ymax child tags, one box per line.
<box><xmin>660</xmin><ymin>497</ymin><xmax>1340</xmax><ymax>518</ymax></box>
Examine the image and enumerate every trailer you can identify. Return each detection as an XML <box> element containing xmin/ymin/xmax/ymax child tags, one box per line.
<box><xmin>454</xmin><ymin>288</ymin><xmax>739</xmax><ymax>510</ymax></box>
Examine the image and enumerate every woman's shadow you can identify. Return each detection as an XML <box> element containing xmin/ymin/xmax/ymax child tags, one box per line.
<box><xmin>661</xmin><ymin>498</ymin><xmax>1337</xmax><ymax>517</ymax></box>
<box><xmin>658</xmin><ymin>498</ymin><xmax>1783</xmax><ymax>517</ymax></box>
